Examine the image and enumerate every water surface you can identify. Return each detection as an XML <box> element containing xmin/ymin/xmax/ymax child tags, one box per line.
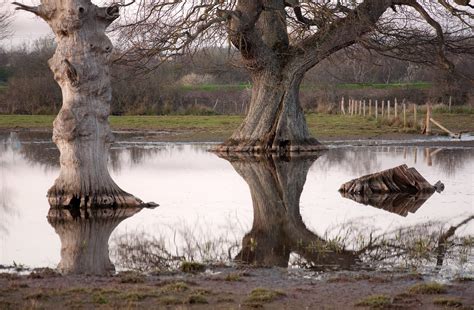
<box><xmin>1</xmin><ymin>132</ymin><xmax>473</xmax><ymax>277</ymax></box>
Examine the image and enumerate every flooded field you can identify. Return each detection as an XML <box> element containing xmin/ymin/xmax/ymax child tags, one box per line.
<box><xmin>1</xmin><ymin>131</ymin><xmax>473</xmax><ymax>279</ymax></box>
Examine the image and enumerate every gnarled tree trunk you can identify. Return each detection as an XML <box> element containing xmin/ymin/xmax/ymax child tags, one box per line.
<box><xmin>219</xmin><ymin>153</ymin><xmax>358</xmax><ymax>269</ymax></box>
<box><xmin>48</xmin><ymin>205</ymin><xmax>142</xmax><ymax>275</ymax></box>
<box><xmin>217</xmin><ymin>71</ymin><xmax>322</xmax><ymax>153</ymax></box>
<box><xmin>14</xmin><ymin>0</ymin><xmax>154</xmax><ymax>208</ymax></box>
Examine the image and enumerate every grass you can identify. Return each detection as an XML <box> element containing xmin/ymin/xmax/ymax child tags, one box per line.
<box><xmin>433</xmin><ymin>297</ymin><xmax>463</xmax><ymax>307</ymax></box>
<box><xmin>407</xmin><ymin>282</ymin><xmax>447</xmax><ymax>294</ymax></box>
<box><xmin>161</xmin><ymin>282</ymin><xmax>189</xmax><ymax>292</ymax></box>
<box><xmin>180</xmin><ymin>261</ymin><xmax>206</xmax><ymax>273</ymax></box>
<box><xmin>0</xmin><ymin>111</ymin><xmax>473</xmax><ymax>141</ymax></box>
<box><xmin>336</xmin><ymin>81</ymin><xmax>432</xmax><ymax>90</ymax></box>
<box><xmin>224</xmin><ymin>273</ymin><xmax>242</xmax><ymax>282</ymax></box>
<box><xmin>187</xmin><ymin>294</ymin><xmax>209</xmax><ymax>304</ymax></box>
<box><xmin>180</xmin><ymin>83</ymin><xmax>250</xmax><ymax>92</ymax></box>
<box><xmin>355</xmin><ymin>294</ymin><xmax>392</xmax><ymax>308</ymax></box>
<box><xmin>179</xmin><ymin>82</ymin><xmax>433</xmax><ymax>92</ymax></box>
<box><xmin>245</xmin><ymin>288</ymin><xmax>286</xmax><ymax>303</ymax></box>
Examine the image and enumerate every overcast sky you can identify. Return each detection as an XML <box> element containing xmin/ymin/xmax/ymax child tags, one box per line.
<box><xmin>1</xmin><ymin>0</ymin><xmax>107</xmax><ymax>48</ymax></box>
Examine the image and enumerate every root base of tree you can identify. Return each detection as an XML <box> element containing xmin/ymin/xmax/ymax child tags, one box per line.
<box><xmin>211</xmin><ymin>139</ymin><xmax>327</xmax><ymax>154</ymax></box>
<box><xmin>48</xmin><ymin>190</ymin><xmax>158</xmax><ymax>210</ymax></box>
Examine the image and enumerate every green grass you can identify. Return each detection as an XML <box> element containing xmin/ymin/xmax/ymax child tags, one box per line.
<box><xmin>336</xmin><ymin>82</ymin><xmax>432</xmax><ymax>90</ymax></box>
<box><xmin>180</xmin><ymin>83</ymin><xmax>250</xmax><ymax>92</ymax></box>
<box><xmin>355</xmin><ymin>294</ymin><xmax>392</xmax><ymax>308</ymax></box>
<box><xmin>245</xmin><ymin>288</ymin><xmax>286</xmax><ymax>303</ymax></box>
<box><xmin>1</xmin><ymin>112</ymin><xmax>473</xmax><ymax>141</ymax></box>
<box><xmin>407</xmin><ymin>282</ymin><xmax>447</xmax><ymax>295</ymax></box>
<box><xmin>179</xmin><ymin>82</ymin><xmax>433</xmax><ymax>92</ymax></box>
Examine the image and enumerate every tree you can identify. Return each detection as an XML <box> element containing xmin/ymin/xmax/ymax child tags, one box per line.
<box><xmin>0</xmin><ymin>2</ymin><xmax>12</xmax><ymax>41</ymax></box>
<box><xmin>13</xmin><ymin>0</ymin><xmax>156</xmax><ymax>209</ymax></box>
<box><xmin>117</xmin><ymin>0</ymin><xmax>473</xmax><ymax>153</ymax></box>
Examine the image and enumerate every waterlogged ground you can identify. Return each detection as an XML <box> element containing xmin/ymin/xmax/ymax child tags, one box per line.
<box><xmin>0</xmin><ymin>131</ymin><xmax>473</xmax><ymax>309</ymax></box>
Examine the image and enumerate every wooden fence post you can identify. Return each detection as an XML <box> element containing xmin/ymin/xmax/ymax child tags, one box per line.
<box><xmin>387</xmin><ymin>100</ymin><xmax>391</xmax><ymax>118</ymax></box>
<box><xmin>341</xmin><ymin>97</ymin><xmax>346</xmax><ymax>115</ymax></box>
<box><xmin>413</xmin><ymin>104</ymin><xmax>417</xmax><ymax>129</ymax></box>
<box><xmin>425</xmin><ymin>103</ymin><xmax>432</xmax><ymax>135</ymax></box>
<box><xmin>394</xmin><ymin>98</ymin><xmax>398</xmax><ymax>118</ymax></box>
<box><xmin>363</xmin><ymin>100</ymin><xmax>366</xmax><ymax>116</ymax></box>
<box><xmin>375</xmin><ymin>100</ymin><xmax>378</xmax><ymax>120</ymax></box>
<box><xmin>403</xmin><ymin>102</ymin><xmax>406</xmax><ymax>128</ymax></box>
<box><xmin>382</xmin><ymin>100</ymin><xmax>385</xmax><ymax>118</ymax></box>
<box><xmin>369</xmin><ymin>99</ymin><xmax>372</xmax><ymax>116</ymax></box>
<box><xmin>449</xmin><ymin>96</ymin><xmax>452</xmax><ymax>112</ymax></box>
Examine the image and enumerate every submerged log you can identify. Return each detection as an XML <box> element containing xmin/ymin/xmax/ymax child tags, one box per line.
<box><xmin>339</xmin><ymin>164</ymin><xmax>443</xmax><ymax>195</ymax></box>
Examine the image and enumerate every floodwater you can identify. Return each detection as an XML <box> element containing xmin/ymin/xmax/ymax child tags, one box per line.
<box><xmin>0</xmin><ymin>131</ymin><xmax>473</xmax><ymax>278</ymax></box>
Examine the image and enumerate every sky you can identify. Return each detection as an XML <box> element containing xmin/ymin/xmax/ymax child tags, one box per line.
<box><xmin>1</xmin><ymin>0</ymin><xmax>107</xmax><ymax>48</ymax></box>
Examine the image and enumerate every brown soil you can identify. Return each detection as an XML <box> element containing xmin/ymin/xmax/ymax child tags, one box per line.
<box><xmin>1</xmin><ymin>268</ymin><xmax>473</xmax><ymax>309</ymax></box>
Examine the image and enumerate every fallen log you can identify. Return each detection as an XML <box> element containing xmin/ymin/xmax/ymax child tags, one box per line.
<box><xmin>339</xmin><ymin>164</ymin><xmax>443</xmax><ymax>195</ymax></box>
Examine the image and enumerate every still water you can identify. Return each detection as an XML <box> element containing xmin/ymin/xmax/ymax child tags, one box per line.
<box><xmin>1</xmin><ymin>132</ymin><xmax>473</xmax><ymax>277</ymax></box>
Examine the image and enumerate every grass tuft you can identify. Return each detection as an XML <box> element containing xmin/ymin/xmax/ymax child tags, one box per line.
<box><xmin>118</xmin><ymin>271</ymin><xmax>145</xmax><ymax>284</ymax></box>
<box><xmin>161</xmin><ymin>281</ymin><xmax>189</xmax><ymax>292</ymax></box>
<box><xmin>245</xmin><ymin>288</ymin><xmax>286</xmax><ymax>303</ymax></box>
<box><xmin>407</xmin><ymin>282</ymin><xmax>446</xmax><ymax>295</ymax></box>
<box><xmin>355</xmin><ymin>294</ymin><xmax>391</xmax><ymax>308</ymax></box>
<box><xmin>180</xmin><ymin>261</ymin><xmax>206</xmax><ymax>273</ymax></box>
<box><xmin>224</xmin><ymin>273</ymin><xmax>242</xmax><ymax>282</ymax></box>
<box><xmin>433</xmin><ymin>297</ymin><xmax>463</xmax><ymax>307</ymax></box>
<box><xmin>187</xmin><ymin>294</ymin><xmax>209</xmax><ymax>304</ymax></box>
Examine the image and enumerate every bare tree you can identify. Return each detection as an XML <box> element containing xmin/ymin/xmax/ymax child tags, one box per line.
<box><xmin>0</xmin><ymin>2</ymin><xmax>12</xmax><ymax>41</ymax></box>
<box><xmin>116</xmin><ymin>0</ymin><xmax>473</xmax><ymax>153</ymax></box>
<box><xmin>13</xmin><ymin>0</ymin><xmax>156</xmax><ymax>209</ymax></box>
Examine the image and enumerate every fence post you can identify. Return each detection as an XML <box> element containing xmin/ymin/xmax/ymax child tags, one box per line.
<box><xmin>413</xmin><ymin>104</ymin><xmax>417</xmax><ymax>129</ymax></box>
<box><xmin>425</xmin><ymin>103</ymin><xmax>432</xmax><ymax>135</ymax></box>
<box><xmin>375</xmin><ymin>100</ymin><xmax>378</xmax><ymax>120</ymax></box>
<box><xmin>403</xmin><ymin>102</ymin><xmax>406</xmax><ymax>128</ymax></box>
<box><xmin>449</xmin><ymin>96</ymin><xmax>452</xmax><ymax>112</ymax></box>
<box><xmin>369</xmin><ymin>99</ymin><xmax>372</xmax><ymax>116</ymax></box>
<box><xmin>387</xmin><ymin>100</ymin><xmax>391</xmax><ymax>118</ymax></box>
<box><xmin>363</xmin><ymin>100</ymin><xmax>366</xmax><ymax>116</ymax></box>
<box><xmin>359</xmin><ymin>100</ymin><xmax>362</xmax><ymax>115</ymax></box>
<box><xmin>382</xmin><ymin>100</ymin><xmax>385</xmax><ymax>117</ymax></box>
<box><xmin>341</xmin><ymin>97</ymin><xmax>346</xmax><ymax>115</ymax></box>
<box><xmin>394</xmin><ymin>98</ymin><xmax>398</xmax><ymax>118</ymax></box>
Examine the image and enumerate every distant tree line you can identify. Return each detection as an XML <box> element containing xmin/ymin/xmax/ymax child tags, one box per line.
<box><xmin>0</xmin><ymin>38</ymin><xmax>472</xmax><ymax>115</ymax></box>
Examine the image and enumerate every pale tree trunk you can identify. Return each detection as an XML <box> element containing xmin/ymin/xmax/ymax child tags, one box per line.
<box><xmin>48</xmin><ymin>205</ymin><xmax>142</xmax><ymax>275</ymax></box>
<box><xmin>14</xmin><ymin>0</ymin><xmax>155</xmax><ymax>208</ymax></box>
<box><xmin>220</xmin><ymin>154</ymin><xmax>358</xmax><ymax>269</ymax></box>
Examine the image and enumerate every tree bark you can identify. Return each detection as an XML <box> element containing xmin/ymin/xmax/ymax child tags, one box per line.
<box><xmin>14</xmin><ymin>0</ymin><xmax>154</xmax><ymax>208</ymax></box>
<box><xmin>48</xmin><ymin>205</ymin><xmax>142</xmax><ymax>275</ymax></box>
<box><xmin>214</xmin><ymin>71</ymin><xmax>324</xmax><ymax>153</ymax></box>
<box><xmin>219</xmin><ymin>153</ymin><xmax>358</xmax><ymax>269</ymax></box>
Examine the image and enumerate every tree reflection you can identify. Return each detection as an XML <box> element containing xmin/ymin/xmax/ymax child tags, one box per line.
<box><xmin>219</xmin><ymin>153</ymin><xmax>359</xmax><ymax>270</ymax></box>
<box><xmin>47</xmin><ymin>204</ymin><xmax>144</xmax><ymax>275</ymax></box>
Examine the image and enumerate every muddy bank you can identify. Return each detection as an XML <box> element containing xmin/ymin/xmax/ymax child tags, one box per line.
<box><xmin>1</xmin><ymin>267</ymin><xmax>473</xmax><ymax>309</ymax></box>
<box><xmin>2</xmin><ymin>128</ymin><xmax>474</xmax><ymax>148</ymax></box>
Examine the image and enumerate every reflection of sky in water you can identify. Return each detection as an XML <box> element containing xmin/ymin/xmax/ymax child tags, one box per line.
<box><xmin>0</xmin><ymin>134</ymin><xmax>473</xmax><ymax>269</ymax></box>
